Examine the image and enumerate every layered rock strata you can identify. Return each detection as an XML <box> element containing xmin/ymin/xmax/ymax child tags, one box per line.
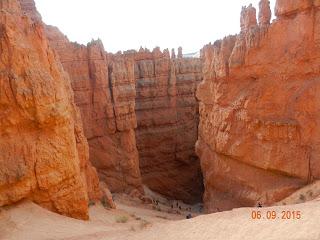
<box><xmin>27</xmin><ymin>0</ymin><xmax>204</xmax><ymax>204</ymax></box>
<box><xmin>45</xmin><ymin>32</ymin><xmax>204</xmax><ymax>202</ymax></box>
<box><xmin>127</xmin><ymin>48</ymin><xmax>204</xmax><ymax>203</ymax></box>
<box><xmin>45</xmin><ymin>27</ymin><xmax>143</xmax><ymax>194</ymax></box>
<box><xmin>0</xmin><ymin>0</ymin><xmax>101</xmax><ymax>220</ymax></box>
<box><xmin>196</xmin><ymin>0</ymin><xmax>320</xmax><ymax>212</ymax></box>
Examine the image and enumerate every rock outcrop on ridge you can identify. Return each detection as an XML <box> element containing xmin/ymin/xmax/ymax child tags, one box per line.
<box><xmin>196</xmin><ymin>0</ymin><xmax>320</xmax><ymax>212</ymax></box>
<box><xmin>0</xmin><ymin>0</ymin><xmax>101</xmax><ymax>220</ymax></box>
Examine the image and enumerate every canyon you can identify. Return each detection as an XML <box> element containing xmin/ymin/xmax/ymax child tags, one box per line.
<box><xmin>1</xmin><ymin>0</ymin><xmax>320</xmax><ymax>227</ymax></box>
<box><xmin>130</xmin><ymin>49</ymin><xmax>203</xmax><ymax>203</ymax></box>
<box><xmin>0</xmin><ymin>0</ymin><xmax>203</xmax><ymax>218</ymax></box>
<box><xmin>44</xmin><ymin>27</ymin><xmax>204</xmax><ymax>203</ymax></box>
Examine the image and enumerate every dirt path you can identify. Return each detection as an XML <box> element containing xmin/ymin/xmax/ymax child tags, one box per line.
<box><xmin>107</xmin><ymin>200</ymin><xmax>320</xmax><ymax>240</ymax></box>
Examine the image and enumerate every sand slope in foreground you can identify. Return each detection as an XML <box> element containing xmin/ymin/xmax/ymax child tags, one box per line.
<box><xmin>1</xmin><ymin>200</ymin><xmax>320</xmax><ymax>240</ymax></box>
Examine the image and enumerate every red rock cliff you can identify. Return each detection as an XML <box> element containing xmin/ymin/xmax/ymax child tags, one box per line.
<box><xmin>18</xmin><ymin>0</ymin><xmax>204</xmax><ymax>204</ymax></box>
<box><xmin>45</xmin><ymin>29</ymin><xmax>204</xmax><ymax>202</ymax></box>
<box><xmin>0</xmin><ymin>0</ymin><xmax>100</xmax><ymax>219</ymax></box>
<box><xmin>196</xmin><ymin>0</ymin><xmax>320</xmax><ymax>212</ymax></box>
<box><xmin>128</xmin><ymin>48</ymin><xmax>204</xmax><ymax>203</ymax></box>
<box><xmin>45</xmin><ymin>27</ymin><xmax>143</xmax><ymax>194</ymax></box>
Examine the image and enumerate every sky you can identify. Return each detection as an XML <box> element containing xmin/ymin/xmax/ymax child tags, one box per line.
<box><xmin>35</xmin><ymin>0</ymin><xmax>276</xmax><ymax>54</ymax></box>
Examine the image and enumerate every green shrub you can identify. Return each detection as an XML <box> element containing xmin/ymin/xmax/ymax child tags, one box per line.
<box><xmin>116</xmin><ymin>215</ymin><xmax>129</xmax><ymax>223</ymax></box>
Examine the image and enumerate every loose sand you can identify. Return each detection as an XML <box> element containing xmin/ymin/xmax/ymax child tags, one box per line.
<box><xmin>1</xmin><ymin>196</ymin><xmax>320</xmax><ymax>240</ymax></box>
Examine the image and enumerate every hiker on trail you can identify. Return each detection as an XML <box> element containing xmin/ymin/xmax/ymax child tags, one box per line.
<box><xmin>257</xmin><ymin>202</ymin><xmax>263</xmax><ymax>208</ymax></box>
<box><xmin>199</xmin><ymin>206</ymin><xmax>203</xmax><ymax>212</ymax></box>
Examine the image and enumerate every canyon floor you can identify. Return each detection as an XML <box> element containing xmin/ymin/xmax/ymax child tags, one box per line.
<box><xmin>1</xmin><ymin>192</ymin><xmax>320</xmax><ymax>240</ymax></box>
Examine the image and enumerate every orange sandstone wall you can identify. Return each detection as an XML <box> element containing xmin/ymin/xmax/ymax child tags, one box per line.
<box><xmin>11</xmin><ymin>0</ymin><xmax>204</xmax><ymax>207</ymax></box>
<box><xmin>196</xmin><ymin>0</ymin><xmax>320</xmax><ymax>212</ymax></box>
<box><xmin>0</xmin><ymin>0</ymin><xmax>101</xmax><ymax>220</ymax></box>
<box><xmin>126</xmin><ymin>48</ymin><xmax>204</xmax><ymax>203</ymax></box>
<box><xmin>44</xmin><ymin>32</ymin><xmax>204</xmax><ymax>202</ymax></box>
<box><xmin>45</xmin><ymin>27</ymin><xmax>143</xmax><ymax>194</ymax></box>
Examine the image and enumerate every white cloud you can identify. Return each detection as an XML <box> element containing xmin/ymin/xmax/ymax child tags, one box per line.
<box><xmin>35</xmin><ymin>0</ymin><xmax>276</xmax><ymax>53</ymax></box>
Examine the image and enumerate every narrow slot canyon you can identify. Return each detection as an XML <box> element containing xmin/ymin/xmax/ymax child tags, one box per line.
<box><xmin>133</xmin><ymin>50</ymin><xmax>204</xmax><ymax>204</ymax></box>
<box><xmin>2</xmin><ymin>0</ymin><xmax>320</xmax><ymax>239</ymax></box>
<box><xmin>45</xmin><ymin>25</ymin><xmax>205</xmax><ymax>206</ymax></box>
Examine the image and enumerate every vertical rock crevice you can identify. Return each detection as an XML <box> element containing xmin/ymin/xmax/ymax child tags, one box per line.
<box><xmin>128</xmin><ymin>48</ymin><xmax>204</xmax><ymax>204</ymax></box>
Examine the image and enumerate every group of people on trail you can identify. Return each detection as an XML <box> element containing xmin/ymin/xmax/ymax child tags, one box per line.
<box><xmin>152</xmin><ymin>198</ymin><xmax>194</xmax><ymax>219</ymax></box>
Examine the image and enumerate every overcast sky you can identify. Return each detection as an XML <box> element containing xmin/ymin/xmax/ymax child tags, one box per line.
<box><xmin>35</xmin><ymin>0</ymin><xmax>276</xmax><ymax>53</ymax></box>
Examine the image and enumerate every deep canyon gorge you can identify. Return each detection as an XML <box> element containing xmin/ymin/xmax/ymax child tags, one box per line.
<box><xmin>1</xmin><ymin>0</ymin><xmax>320</xmax><ymax>222</ymax></box>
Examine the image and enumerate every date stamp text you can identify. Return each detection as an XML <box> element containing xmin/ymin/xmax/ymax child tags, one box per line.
<box><xmin>250</xmin><ymin>210</ymin><xmax>302</xmax><ymax>220</ymax></box>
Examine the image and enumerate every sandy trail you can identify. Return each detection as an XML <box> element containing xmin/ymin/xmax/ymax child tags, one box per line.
<box><xmin>112</xmin><ymin>200</ymin><xmax>320</xmax><ymax>240</ymax></box>
<box><xmin>0</xmin><ymin>194</ymin><xmax>190</xmax><ymax>240</ymax></box>
<box><xmin>1</xmin><ymin>198</ymin><xmax>320</xmax><ymax>240</ymax></box>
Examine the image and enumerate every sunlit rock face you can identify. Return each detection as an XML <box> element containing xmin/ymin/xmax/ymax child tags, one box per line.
<box><xmin>0</xmin><ymin>0</ymin><xmax>102</xmax><ymax>220</ymax></box>
<box><xmin>124</xmin><ymin>48</ymin><xmax>204</xmax><ymax>204</ymax></box>
<box><xmin>196</xmin><ymin>0</ymin><xmax>320</xmax><ymax>212</ymax></box>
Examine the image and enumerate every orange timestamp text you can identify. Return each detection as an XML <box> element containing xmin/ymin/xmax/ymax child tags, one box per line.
<box><xmin>251</xmin><ymin>210</ymin><xmax>302</xmax><ymax>220</ymax></box>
